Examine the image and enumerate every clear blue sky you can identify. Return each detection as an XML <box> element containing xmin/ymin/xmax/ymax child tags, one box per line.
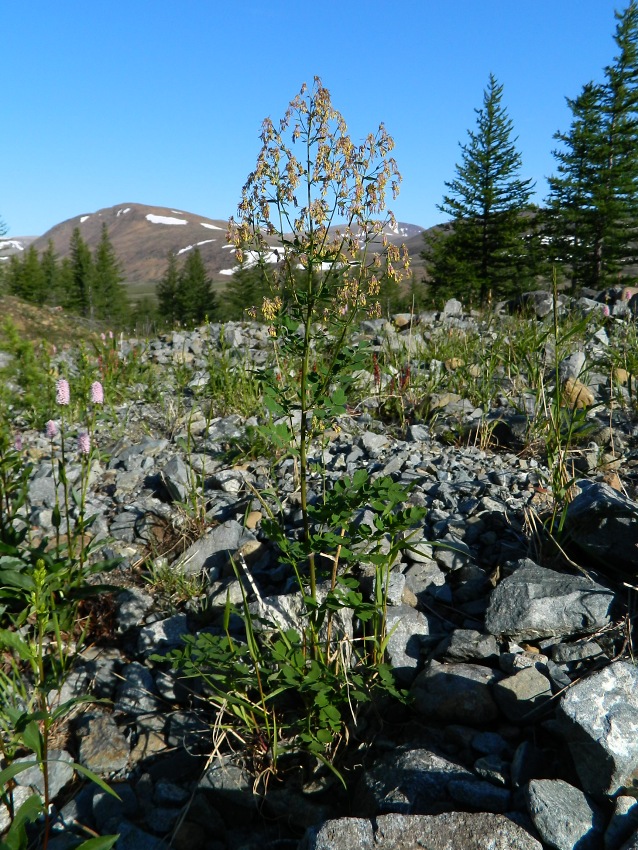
<box><xmin>3</xmin><ymin>0</ymin><xmax>626</xmax><ymax>236</ymax></box>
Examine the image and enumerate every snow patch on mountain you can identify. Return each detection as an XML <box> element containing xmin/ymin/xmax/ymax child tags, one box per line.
<box><xmin>177</xmin><ymin>239</ymin><xmax>216</xmax><ymax>255</ymax></box>
<box><xmin>0</xmin><ymin>240</ymin><xmax>26</xmax><ymax>252</ymax></box>
<box><xmin>117</xmin><ymin>208</ymin><xmax>131</xmax><ymax>216</ymax></box>
<box><xmin>146</xmin><ymin>214</ymin><xmax>188</xmax><ymax>226</ymax></box>
<box><xmin>80</xmin><ymin>216</ymin><xmax>90</xmax><ymax>223</ymax></box>
<box><xmin>200</xmin><ymin>222</ymin><xmax>224</xmax><ymax>231</ymax></box>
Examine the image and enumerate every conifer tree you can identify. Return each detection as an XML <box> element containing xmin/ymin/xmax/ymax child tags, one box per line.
<box><xmin>176</xmin><ymin>247</ymin><xmax>217</xmax><ymax>325</ymax></box>
<box><xmin>156</xmin><ymin>251</ymin><xmax>180</xmax><ymax>325</ymax></box>
<box><xmin>40</xmin><ymin>239</ymin><xmax>62</xmax><ymax>306</ymax></box>
<box><xmin>425</xmin><ymin>74</ymin><xmax>535</xmax><ymax>305</ymax></box>
<box><xmin>6</xmin><ymin>246</ymin><xmax>47</xmax><ymax>304</ymax></box>
<box><xmin>92</xmin><ymin>224</ymin><xmax>129</xmax><ymax>322</ymax></box>
<box><xmin>546</xmin><ymin>1</ymin><xmax>638</xmax><ymax>290</ymax></box>
<box><xmin>66</xmin><ymin>228</ymin><xmax>93</xmax><ymax>316</ymax></box>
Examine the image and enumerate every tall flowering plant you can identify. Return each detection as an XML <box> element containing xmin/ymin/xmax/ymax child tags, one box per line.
<box><xmin>228</xmin><ymin>77</ymin><xmax>411</xmax><ymax>604</ymax></box>
<box><xmin>169</xmin><ymin>81</ymin><xmax>426</xmax><ymax>776</ymax></box>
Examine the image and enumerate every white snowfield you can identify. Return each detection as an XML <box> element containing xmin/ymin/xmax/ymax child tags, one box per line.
<box><xmin>117</xmin><ymin>208</ymin><xmax>131</xmax><ymax>216</ymax></box>
<box><xmin>0</xmin><ymin>240</ymin><xmax>25</xmax><ymax>251</ymax></box>
<box><xmin>80</xmin><ymin>216</ymin><xmax>90</xmax><ymax>223</ymax></box>
<box><xmin>177</xmin><ymin>239</ymin><xmax>216</xmax><ymax>255</ymax></box>
<box><xmin>146</xmin><ymin>214</ymin><xmax>188</xmax><ymax>226</ymax></box>
<box><xmin>200</xmin><ymin>222</ymin><xmax>224</xmax><ymax>230</ymax></box>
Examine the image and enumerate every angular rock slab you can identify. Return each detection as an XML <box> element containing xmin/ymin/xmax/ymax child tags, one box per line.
<box><xmin>524</xmin><ymin>779</ymin><xmax>604</xmax><ymax>850</ymax></box>
<box><xmin>300</xmin><ymin>812</ymin><xmax>543</xmax><ymax>850</ymax></box>
<box><xmin>564</xmin><ymin>480</ymin><xmax>638</xmax><ymax>575</ymax></box>
<box><xmin>484</xmin><ymin>559</ymin><xmax>614</xmax><ymax>640</ymax></box>
<box><xmin>411</xmin><ymin>660</ymin><xmax>502</xmax><ymax>724</ymax></box>
<box><xmin>557</xmin><ymin>661</ymin><xmax>638</xmax><ymax>798</ymax></box>
<box><xmin>354</xmin><ymin>747</ymin><xmax>474</xmax><ymax>817</ymax></box>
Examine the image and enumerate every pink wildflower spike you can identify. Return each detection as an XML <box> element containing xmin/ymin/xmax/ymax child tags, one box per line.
<box><xmin>56</xmin><ymin>379</ymin><xmax>70</xmax><ymax>406</ymax></box>
<box><xmin>602</xmin><ymin>304</ymin><xmax>610</xmax><ymax>317</ymax></box>
<box><xmin>14</xmin><ymin>434</ymin><xmax>23</xmax><ymax>451</ymax></box>
<box><xmin>100</xmin><ymin>332</ymin><xmax>106</xmax><ymax>341</ymax></box>
<box><xmin>78</xmin><ymin>432</ymin><xmax>91</xmax><ymax>454</ymax></box>
<box><xmin>108</xmin><ymin>330</ymin><xmax>113</xmax><ymax>339</ymax></box>
<box><xmin>45</xmin><ymin>420</ymin><xmax>58</xmax><ymax>439</ymax></box>
<box><xmin>91</xmin><ymin>381</ymin><xmax>104</xmax><ymax>404</ymax></box>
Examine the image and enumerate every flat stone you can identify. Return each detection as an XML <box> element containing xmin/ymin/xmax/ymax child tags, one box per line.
<box><xmin>524</xmin><ymin>778</ymin><xmax>604</xmax><ymax>850</ymax></box>
<box><xmin>75</xmin><ymin>712</ymin><xmax>129</xmax><ymax>776</ymax></box>
<box><xmin>411</xmin><ymin>661</ymin><xmax>501</xmax><ymax>725</ymax></box>
<box><xmin>301</xmin><ymin>812</ymin><xmax>543</xmax><ymax>850</ymax></box>
<box><xmin>493</xmin><ymin>666</ymin><xmax>553</xmax><ymax>724</ymax></box>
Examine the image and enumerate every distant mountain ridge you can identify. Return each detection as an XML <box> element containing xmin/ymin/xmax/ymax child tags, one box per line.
<box><xmin>2</xmin><ymin>203</ymin><xmax>427</xmax><ymax>287</ymax></box>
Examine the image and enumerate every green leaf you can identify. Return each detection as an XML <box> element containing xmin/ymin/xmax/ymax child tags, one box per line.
<box><xmin>70</xmin><ymin>763</ymin><xmax>121</xmax><ymax>798</ymax></box>
<box><xmin>0</xmin><ymin>630</ymin><xmax>32</xmax><ymax>661</ymax></box>
<box><xmin>20</xmin><ymin>721</ymin><xmax>43</xmax><ymax>759</ymax></box>
<box><xmin>0</xmin><ymin>793</ymin><xmax>43</xmax><ymax>850</ymax></box>
<box><xmin>74</xmin><ymin>836</ymin><xmax>120</xmax><ymax>850</ymax></box>
<box><xmin>0</xmin><ymin>761</ymin><xmax>38</xmax><ymax>790</ymax></box>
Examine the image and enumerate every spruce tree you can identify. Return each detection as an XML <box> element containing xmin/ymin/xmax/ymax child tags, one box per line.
<box><xmin>156</xmin><ymin>252</ymin><xmax>180</xmax><ymax>325</ymax></box>
<box><xmin>546</xmin><ymin>1</ymin><xmax>638</xmax><ymax>290</ymax></box>
<box><xmin>66</xmin><ymin>228</ymin><xmax>93</xmax><ymax>316</ymax></box>
<box><xmin>92</xmin><ymin>224</ymin><xmax>129</xmax><ymax>322</ymax></box>
<box><xmin>425</xmin><ymin>74</ymin><xmax>535</xmax><ymax>305</ymax></box>
<box><xmin>40</xmin><ymin>240</ymin><xmax>62</xmax><ymax>306</ymax></box>
<box><xmin>176</xmin><ymin>247</ymin><xmax>217</xmax><ymax>325</ymax></box>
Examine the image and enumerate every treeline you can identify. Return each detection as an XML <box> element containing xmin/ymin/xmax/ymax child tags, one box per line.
<box><xmin>424</xmin><ymin>1</ymin><xmax>638</xmax><ymax>306</ymax></box>
<box><xmin>1</xmin><ymin>225</ymin><xmax>130</xmax><ymax>324</ymax></box>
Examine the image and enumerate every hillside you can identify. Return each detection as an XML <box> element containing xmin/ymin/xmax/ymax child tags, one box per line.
<box><xmin>22</xmin><ymin>203</ymin><xmax>427</xmax><ymax>292</ymax></box>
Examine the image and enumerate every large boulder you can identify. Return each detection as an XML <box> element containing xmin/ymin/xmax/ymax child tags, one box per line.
<box><xmin>557</xmin><ymin>662</ymin><xmax>638</xmax><ymax>798</ymax></box>
<box><xmin>484</xmin><ymin>559</ymin><xmax>614</xmax><ymax>640</ymax></box>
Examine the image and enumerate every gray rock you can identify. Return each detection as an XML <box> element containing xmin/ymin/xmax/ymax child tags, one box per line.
<box><xmin>75</xmin><ymin>713</ymin><xmax>129</xmax><ymax>776</ymax></box>
<box><xmin>115</xmin><ymin>587</ymin><xmax>154</xmax><ymax>634</ymax></box>
<box><xmin>621</xmin><ymin>829</ymin><xmax>638</xmax><ymax>850</ymax></box>
<box><xmin>160</xmin><ymin>455</ymin><xmax>193</xmax><ymax>502</ymax></box>
<box><xmin>485</xmin><ymin>559</ymin><xmax>614</xmax><ymax>640</ymax></box>
<box><xmin>411</xmin><ymin>661</ymin><xmax>501</xmax><ymax>725</ymax></box>
<box><xmin>178</xmin><ymin>519</ymin><xmax>251</xmax><ymax>578</ymax></box>
<box><xmin>114</xmin><ymin>662</ymin><xmax>161</xmax><ymax>716</ymax></box>
<box><xmin>557</xmin><ymin>661</ymin><xmax>638</xmax><ymax>798</ymax></box>
<box><xmin>436</xmin><ymin>629</ymin><xmax>500</xmax><ymax>664</ymax></box>
<box><xmin>606</xmin><ymin>796</ymin><xmax>638</xmax><ymax>849</ymax></box>
<box><xmin>447</xmin><ymin>778</ymin><xmax>511</xmax><ymax>812</ymax></box>
<box><xmin>559</xmin><ymin>351</ymin><xmax>586</xmax><ymax>382</ymax></box>
<box><xmin>493</xmin><ymin>666</ymin><xmax>553</xmax><ymax>724</ymax></box>
<box><xmin>355</xmin><ymin>747</ymin><xmax>474</xmax><ymax>816</ymax></box>
<box><xmin>443</xmin><ymin>298</ymin><xmax>463</xmax><ymax>317</ymax></box>
<box><xmin>384</xmin><ymin>605</ymin><xmax>431</xmax><ymax>684</ymax></box>
<box><xmin>112</xmin><ymin>821</ymin><xmax>169</xmax><ymax>850</ymax></box>
<box><xmin>564</xmin><ymin>480</ymin><xmax>638</xmax><ymax>575</ymax></box>
<box><xmin>524</xmin><ymin>778</ymin><xmax>604</xmax><ymax>850</ymax></box>
<box><xmin>302</xmin><ymin>812</ymin><xmax>543</xmax><ymax>850</ymax></box>
<box><xmin>14</xmin><ymin>750</ymin><xmax>74</xmax><ymax>798</ymax></box>
<box><xmin>137</xmin><ymin>613</ymin><xmax>189</xmax><ymax>656</ymax></box>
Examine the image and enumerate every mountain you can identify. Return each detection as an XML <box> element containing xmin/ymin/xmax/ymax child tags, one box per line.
<box><xmin>27</xmin><ymin>203</ymin><xmax>427</xmax><ymax>289</ymax></box>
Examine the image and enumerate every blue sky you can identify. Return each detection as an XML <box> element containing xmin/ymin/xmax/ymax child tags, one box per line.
<box><xmin>3</xmin><ymin>0</ymin><xmax>626</xmax><ymax>236</ymax></box>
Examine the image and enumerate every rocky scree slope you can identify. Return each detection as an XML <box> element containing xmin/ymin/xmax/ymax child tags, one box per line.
<box><xmin>5</xmin><ymin>291</ymin><xmax>638</xmax><ymax>850</ymax></box>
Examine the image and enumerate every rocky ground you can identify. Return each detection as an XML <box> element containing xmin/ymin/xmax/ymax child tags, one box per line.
<box><xmin>5</xmin><ymin>291</ymin><xmax>638</xmax><ymax>850</ymax></box>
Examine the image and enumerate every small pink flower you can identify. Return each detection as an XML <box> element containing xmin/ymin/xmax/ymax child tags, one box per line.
<box><xmin>56</xmin><ymin>379</ymin><xmax>70</xmax><ymax>406</ymax></box>
<box><xmin>100</xmin><ymin>332</ymin><xmax>106</xmax><ymax>341</ymax></box>
<box><xmin>78</xmin><ymin>432</ymin><xmax>91</xmax><ymax>454</ymax></box>
<box><xmin>91</xmin><ymin>381</ymin><xmax>104</xmax><ymax>404</ymax></box>
<box><xmin>45</xmin><ymin>420</ymin><xmax>58</xmax><ymax>439</ymax></box>
<box><xmin>602</xmin><ymin>304</ymin><xmax>610</xmax><ymax>317</ymax></box>
<box><xmin>14</xmin><ymin>434</ymin><xmax>23</xmax><ymax>451</ymax></box>
<box><xmin>108</xmin><ymin>330</ymin><xmax>113</xmax><ymax>339</ymax></box>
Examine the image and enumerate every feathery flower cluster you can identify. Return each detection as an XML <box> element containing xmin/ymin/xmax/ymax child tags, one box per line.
<box><xmin>45</xmin><ymin>420</ymin><xmax>58</xmax><ymax>439</ymax></box>
<box><xmin>56</xmin><ymin>379</ymin><xmax>70</xmax><ymax>406</ymax></box>
<box><xmin>78</xmin><ymin>432</ymin><xmax>91</xmax><ymax>454</ymax></box>
<box><xmin>91</xmin><ymin>381</ymin><xmax>104</xmax><ymax>404</ymax></box>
